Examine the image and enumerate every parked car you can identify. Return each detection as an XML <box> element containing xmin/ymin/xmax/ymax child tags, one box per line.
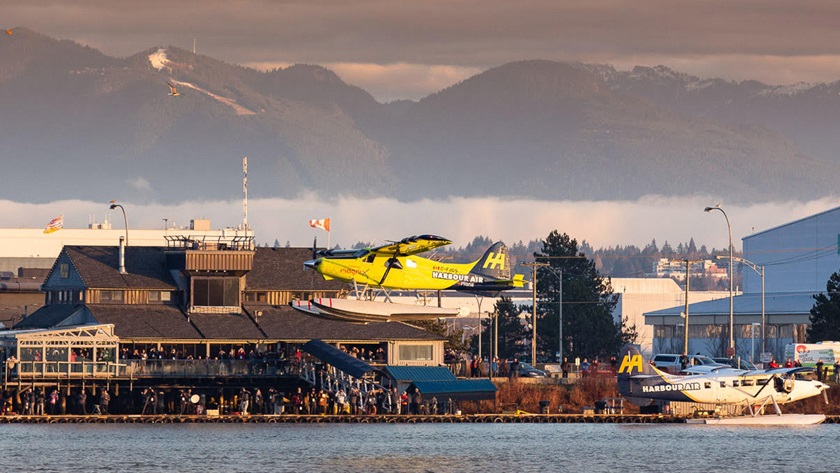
<box><xmin>650</xmin><ymin>354</ymin><xmax>725</xmax><ymax>374</ymax></box>
<box><xmin>514</xmin><ymin>362</ymin><xmax>547</xmax><ymax>377</ymax></box>
<box><xmin>712</xmin><ymin>357</ymin><xmax>758</xmax><ymax>370</ymax></box>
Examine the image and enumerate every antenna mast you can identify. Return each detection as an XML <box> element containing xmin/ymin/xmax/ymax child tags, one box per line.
<box><xmin>242</xmin><ymin>156</ymin><xmax>248</xmax><ymax>230</ymax></box>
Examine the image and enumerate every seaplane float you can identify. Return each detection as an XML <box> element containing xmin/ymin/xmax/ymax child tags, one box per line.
<box><xmin>618</xmin><ymin>344</ymin><xmax>830</xmax><ymax>425</ymax></box>
<box><xmin>291</xmin><ymin>235</ymin><xmax>524</xmax><ymax>323</ymax></box>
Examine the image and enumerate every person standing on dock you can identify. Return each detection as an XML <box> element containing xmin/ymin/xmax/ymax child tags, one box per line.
<box><xmin>239</xmin><ymin>388</ymin><xmax>250</xmax><ymax>415</ymax></box>
<box><xmin>410</xmin><ymin>389</ymin><xmax>422</xmax><ymax>415</ymax></box>
<box><xmin>255</xmin><ymin>389</ymin><xmax>264</xmax><ymax>414</ymax></box>
<box><xmin>143</xmin><ymin>388</ymin><xmax>156</xmax><ymax>415</ymax></box>
<box><xmin>48</xmin><ymin>389</ymin><xmax>58</xmax><ymax>415</ymax></box>
<box><xmin>99</xmin><ymin>388</ymin><xmax>110</xmax><ymax>415</ymax></box>
<box><xmin>834</xmin><ymin>360</ymin><xmax>840</xmax><ymax>384</ymax></box>
<box><xmin>35</xmin><ymin>388</ymin><xmax>45</xmax><ymax>416</ymax></box>
<box><xmin>400</xmin><ymin>391</ymin><xmax>408</xmax><ymax>415</ymax></box>
<box><xmin>335</xmin><ymin>388</ymin><xmax>347</xmax><ymax>414</ymax></box>
<box><xmin>348</xmin><ymin>387</ymin><xmax>359</xmax><ymax>415</ymax></box>
<box><xmin>76</xmin><ymin>389</ymin><xmax>87</xmax><ymax>415</ymax></box>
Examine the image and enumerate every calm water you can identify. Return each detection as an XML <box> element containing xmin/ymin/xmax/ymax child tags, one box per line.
<box><xmin>1</xmin><ymin>423</ymin><xmax>836</xmax><ymax>472</ymax></box>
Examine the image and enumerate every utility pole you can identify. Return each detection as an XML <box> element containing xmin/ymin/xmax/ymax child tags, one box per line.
<box><xmin>683</xmin><ymin>259</ymin><xmax>702</xmax><ymax>355</ymax></box>
<box><xmin>523</xmin><ymin>261</ymin><xmax>549</xmax><ymax>366</ymax></box>
<box><xmin>556</xmin><ymin>269</ymin><xmax>562</xmax><ymax>365</ymax></box>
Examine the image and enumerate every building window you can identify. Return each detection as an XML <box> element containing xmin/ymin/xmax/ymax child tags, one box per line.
<box><xmin>399</xmin><ymin>345</ymin><xmax>433</xmax><ymax>361</ymax></box>
<box><xmin>60</xmin><ymin>264</ymin><xmax>69</xmax><ymax>279</ymax></box>
<box><xmin>101</xmin><ymin>290</ymin><xmax>124</xmax><ymax>303</ymax></box>
<box><xmin>193</xmin><ymin>278</ymin><xmax>239</xmax><ymax>307</ymax></box>
<box><xmin>245</xmin><ymin>292</ymin><xmax>268</xmax><ymax>303</ymax></box>
<box><xmin>147</xmin><ymin>291</ymin><xmax>173</xmax><ymax>303</ymax></box>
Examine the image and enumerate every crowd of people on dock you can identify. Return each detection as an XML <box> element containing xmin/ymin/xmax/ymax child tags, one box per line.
<box><xmin>0</xmin><ymin>383</ymin><xmax>440</xmax><ymax>416</ymax></box>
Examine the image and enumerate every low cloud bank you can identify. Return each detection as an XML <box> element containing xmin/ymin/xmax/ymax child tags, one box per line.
<box><xmin>1</xmin><ymin>195</ymin><xmax>837</xmax><ymax>251</ymax></box>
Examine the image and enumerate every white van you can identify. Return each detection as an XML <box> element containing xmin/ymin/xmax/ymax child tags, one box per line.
<box><xmin>784</xmin><ymin>342</ymin><xmax>840</xmax><ymax>370</ymax></box>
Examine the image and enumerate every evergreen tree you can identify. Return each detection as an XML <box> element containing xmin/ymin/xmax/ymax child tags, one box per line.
<box><xmin>687</xmin><ymin>238</ymin><xmax>698</xmax><ymax>255</ymax></box>
<box><xmin>492</xmin><ymin>296</ymin><xmax>527</xmax><ymax>359</ymax></box>
<box><xmin>413</xmin><ymin>319</ymin><xmax>469</xmax><ymax>353</ymax></box>
<box><xmin>808</xmin><ymin>271</ymin><xmax>840</xmax><ymax>342</ymax></box>
<box><xmin>273</xmin><ymin>239</ymin><xmax>280</xmax><ymax>248</ymax></box>
<box><xmin>534</xmin><ymin>230</ymin><xmax>625</xmax><ymax>361</ymax></box>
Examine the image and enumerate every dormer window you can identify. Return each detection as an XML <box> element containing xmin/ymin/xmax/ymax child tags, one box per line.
<box><xmin>100</xmin><ymin>290</ymin><xmax>124</xmax><ymax>303</ymax></box>
<box><xmin>148</xmin><ymin>291</ymin><xmax>174</xmax><ymax>303</ymax></box>
<box><xmin>59</xmin><ymin>264</ymin><xmax>69</xmax><ymax>279</ymax></box>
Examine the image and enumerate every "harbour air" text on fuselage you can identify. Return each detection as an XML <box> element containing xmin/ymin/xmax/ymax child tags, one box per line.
<box><xmin>431</xmin><ymin>272</ymin><xmax>485</xmax><ymax>284</ymax></box>
<box><xmin>642</xmin><ymin>382</ymin><xmax>702</xmax><ymax>393</ymax></box>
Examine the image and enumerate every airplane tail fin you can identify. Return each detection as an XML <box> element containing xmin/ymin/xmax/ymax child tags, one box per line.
<box><xmin>617</xmin><ymin>344</ymin><xmax>657</xmax><ymax>405</ymax></box>
<box><xmin>473</xmin><ymin>241</ymin><xmax>512</xmax><ymax>279</ymax></box>
<box><xmin>617</xmin><ymin>344</ymin><xmax>654</xmax><ymax>379</ymax></box>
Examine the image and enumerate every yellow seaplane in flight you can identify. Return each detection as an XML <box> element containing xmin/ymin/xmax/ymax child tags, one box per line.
<box><xmin>291</xmin><ymin>235</ymin><xmax>525</xmax><ymax>323</ymax></box>
<box><xmin>618</xmin><ymin>344</ymin><xmax>829</xmax><ymax>425</ymax></box>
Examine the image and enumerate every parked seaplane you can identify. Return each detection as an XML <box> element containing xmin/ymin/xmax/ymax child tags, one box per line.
<box><xmin>618</xmin><ymin>344</ymin><xmax>830</xmax><ymax>424</ymax></box>
<box><xmin>291</xmin><ymin>235</ymin><xmax>525</xmax><ymax>322</ymax></box>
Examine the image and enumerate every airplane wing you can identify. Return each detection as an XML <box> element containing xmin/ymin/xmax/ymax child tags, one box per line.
<box><xmin>762</xmin><ymin>367</ymin><xmax>817</xmax><ymax>375</ymax></box>
<box><xmin>370</xmin><ymin>234</ymin><xmax>452</xmax><ymax>256</ymax></box>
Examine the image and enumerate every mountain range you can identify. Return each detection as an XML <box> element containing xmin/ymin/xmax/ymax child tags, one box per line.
<box><xmin>2</xmin><ymin>27</ymin><xmax>839</xmax><ymax>204</ymax></box>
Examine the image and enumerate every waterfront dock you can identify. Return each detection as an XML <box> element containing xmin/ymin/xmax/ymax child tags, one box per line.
<box><xmin>1</xmin><ymin>413</ymin><xmax>836</xmax><ymax>424</ymax></box>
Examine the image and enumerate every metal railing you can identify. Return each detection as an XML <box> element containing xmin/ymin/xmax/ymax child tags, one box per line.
<box><xmin>124</xmin><ymin>359</ymin><xmax>294</xmax><ymax>377</ymax></box>
<box><xmin>9</xmin><ymin>360</ymin><xmax>120</xmax><ymax>378</ymax></box>
<box><xmin>298</xmin><ymin>360</ymin><xmax>384</xmax><ymax>398</ymax></box>
<box><xmin>4</xmin><ymin>359</ymin><xmax>297</xmax><ymax>380</ymax></box>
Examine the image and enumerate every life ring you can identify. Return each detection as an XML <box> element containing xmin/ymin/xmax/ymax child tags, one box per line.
<box><xmin>783</xmin><ymin>378</ymin><xmax>795</xmax><ymax>393</ymax></box>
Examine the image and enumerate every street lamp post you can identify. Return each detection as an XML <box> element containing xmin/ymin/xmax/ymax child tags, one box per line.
<box><xmin>109</xmin><ymin>200</ymin><xmax>128</xmax><ymax>246</ymax></box>
<box><xmin>474</xmin><ymin>295</ymin><xmax>484</xmax><ymax>366</ymax></box>
<box><xmin>705</xmin><ymin>205</ymin><xmax>734</xmax><ymax>358</ymax></box>
<box><xmin>722</xmin><ymin>255</ymin><xmax>765</xmax><ymax>361</ymax></box>
<box><xmin>750</xmin><ymin>323</ymin><xmax>761</xmax><ymax>364</ymax></box>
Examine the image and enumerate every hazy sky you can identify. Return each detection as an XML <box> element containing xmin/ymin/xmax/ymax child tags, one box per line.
<box><xmin>7</xmin><ymin>1</ymin><xmax>840</xmax><ymax>101</ymax></box>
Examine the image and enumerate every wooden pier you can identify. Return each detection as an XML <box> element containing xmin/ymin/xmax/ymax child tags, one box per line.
<box><xmin>4</xmin><ymin>413</ymin><xmax>833</xmax><ymax>424</ymax></box>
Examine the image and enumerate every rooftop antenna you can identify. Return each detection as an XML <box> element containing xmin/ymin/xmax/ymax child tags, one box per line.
<box><xmin>242</xmin><ymin>156</ymin><xmax>248</xmax><ymax>230</ymax></box>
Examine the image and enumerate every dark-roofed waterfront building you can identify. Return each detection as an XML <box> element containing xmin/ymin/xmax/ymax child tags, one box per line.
<box><xmin>1</xmin><ymin>235</ymin><xmax>446</xmax><ymax>417</ymax></box>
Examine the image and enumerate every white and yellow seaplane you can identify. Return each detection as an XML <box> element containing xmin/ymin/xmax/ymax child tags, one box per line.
<box><xmin>291</xmin><ymin>235</ymin><xmax>525</xmax><ymax>323</ymax></box>
<box><xmin>618</xmin><ymin>344</ymin><xmax>830</xmax><ymax>425</ymax></box>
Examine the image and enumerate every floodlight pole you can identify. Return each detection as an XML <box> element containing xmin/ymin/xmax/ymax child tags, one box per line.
<box><xmin>726</xmin><ymin>255</ymin><xmax>765</xmax><ymax>358</ymax></box>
